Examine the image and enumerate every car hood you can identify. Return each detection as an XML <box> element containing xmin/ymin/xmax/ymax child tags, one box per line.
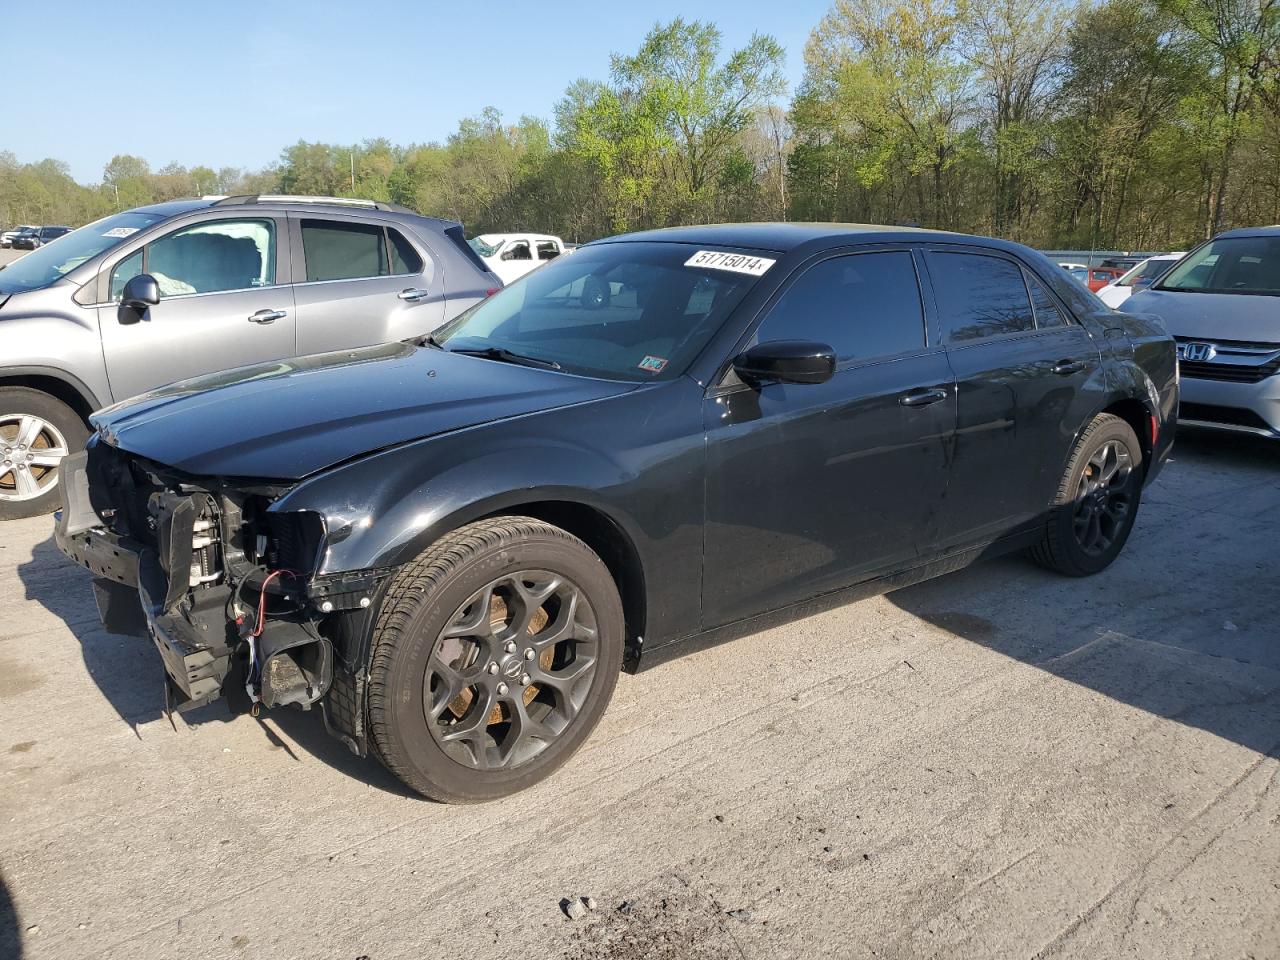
<box><xmin>1122</xmin><ymin>289</ymin><xmax>1279</xmax><ymax>342</ymax></box>
<box><xmin>92</xmin><ymin>342</ymin><xmax>636</xmax><ymax>479</ymax></box>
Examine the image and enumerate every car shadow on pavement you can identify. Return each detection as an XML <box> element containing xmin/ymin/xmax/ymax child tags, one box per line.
<box><xmin>0</xmin><ymin>867</ymin><xmax>21</xmax><ymax>959</ymax></box>
<box><xmin>885</xmin><ymin>430</ymin><xmax>1280</xmax><ymax>760</ymax></box>
<box><xmin>16</xmin><ymin>537</ymin><xmax>417</xmax><ymax>797</ymax></box>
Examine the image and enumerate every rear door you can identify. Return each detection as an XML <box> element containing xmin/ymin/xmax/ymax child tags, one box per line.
<box><xmin>290</xmin><ymin>214</ymin><xmax>445</xmax><ymax>354</ymax></box>
<box><xmin>702</xmin><ymin>247</ymin><xmax>956</xmax><ymax>626</ymax></box>
<box><xmin>922</xmin><ymin>248</ymin><xmax>1102</xmax><ymax>548</ymax></box>
<box><xmin>97</xmin><ymin>215</ymin><xmax>295</xmax><ymax>400</ymax></box>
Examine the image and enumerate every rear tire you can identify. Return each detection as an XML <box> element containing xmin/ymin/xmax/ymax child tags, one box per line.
<box><xmin>1030</xmin><ymin>413</ymin><xmax>1143</xmax><ymax>576</ymax></box>
<box><xmin>366</xmin><ymin>516</ymin><xmax>624</xmax><ymax>802</ymax></box>
<box><xmin>0</xmin><ymin>387</ymin><xmax>88</xmax><ymax>521</ymax></box>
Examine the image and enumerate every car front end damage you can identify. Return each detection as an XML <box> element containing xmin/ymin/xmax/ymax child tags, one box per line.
<box><xmin>54</xmin><ymin>437</ymin><xmax>384</xmax><ymax>752</ymax></box>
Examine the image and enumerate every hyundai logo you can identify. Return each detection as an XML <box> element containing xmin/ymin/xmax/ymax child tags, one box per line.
<box><xmin>1179</xmin><ymin>342</ymin><xmax>1216</xmax><ymax>363</ymax></box>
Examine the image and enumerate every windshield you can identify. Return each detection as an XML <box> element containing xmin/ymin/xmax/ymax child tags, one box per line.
<box><xmin>1158</xmin><ymin>236</ymin><xmax>1280</xmax><ymax>296</ymax></box>
<box><xmin>434</xmin><ymin>241</ymin><xmax>771</xmax><ymax>381</ymax></box>
<box><xmin>1119</xmin><ymin>257</ymin><xmax>1178</xmax><ymax>287</ymax></box>
<box><xmin>0</xmin><ymin>211</ymin><xmax>168</xmax><ymax>293</ymax></box>
<box><xmin>468</xmin><ymin>236</ymin><xmax>502</xmax><ymax>258</ymax></box>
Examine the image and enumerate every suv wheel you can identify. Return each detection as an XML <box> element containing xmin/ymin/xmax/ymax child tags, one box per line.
<box><xmin>366</xmin><ymin>516</ymin><xmax>624</xmax><ymax>802</ymax></box>
<box><xmin>0</xmin><ymin>388</ymin><xmax>88</xmax><ymax>521</ymax></box>
<box><xmin>1030</xmin><ymin>413</ymin><xmax>1143</xmax><ymax>576</ymax></box>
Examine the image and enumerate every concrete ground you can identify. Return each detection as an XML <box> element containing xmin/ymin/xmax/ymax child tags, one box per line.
<box><xmin>0</xmin><ymin>248</ymin><xmax>27</xmax><ymax>267</ymax></box>
<box><xmin>1</xmin><ymin>431</ymin><xmax>1277</xmax><ymax>960</ymax></box>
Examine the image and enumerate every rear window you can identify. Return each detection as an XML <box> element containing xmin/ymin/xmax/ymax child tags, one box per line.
<box><xmin>928</xmin><ymin>252</ymin><xmax>1035</xmax><ymax>342</ymax></box>
<box><xmin>301</xmin><ymin>220</ymin><xmax>388</xmax><ymax>282</ymax></box>
<box><xmin>1158</xmin><ymin>236</ymin><xmax>1280</xmax><ymax>296</ymax></box>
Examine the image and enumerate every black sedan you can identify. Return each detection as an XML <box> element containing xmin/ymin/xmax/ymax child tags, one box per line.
<box><xmin>56</xmin><ymin>223</ymin><xmax>1178</xmax><ymax>802</ymax></box>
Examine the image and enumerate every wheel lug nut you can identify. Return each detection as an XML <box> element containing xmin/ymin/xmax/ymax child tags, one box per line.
<box><xmin>504</xmin><ymin>640</ymin><xmax>517</xmax><ymax>653</ymax></box>
<box><xmin>496</xmin><ymin>682</ymin><xmax>509</xmax><ymax>695</ymax></box>
<box><xmin>487</xmin><ymin>662</ymin><xmax>499</xmax><ymax>675</ymax></box>
<box><xmin>520</xmin><ymin>673</ymin><xmax>531</xmax><ymax>686</ymax></box>
<box><xmin>523</xmin><ymin>648</ymin><xmax>535</xmax><ymax>660</ymax></box>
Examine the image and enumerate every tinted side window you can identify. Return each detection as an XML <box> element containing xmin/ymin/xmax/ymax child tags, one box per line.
<box><xmin>928</xmin><ymin>252</ymin><xmax>1035</xmax><ymax>343</ymax></box>
<box><xmin>502</xmin><ymin>241</ymin><xmax>532</xmax><ymax>261</ymax></box>
<box><xmin>537</xmin><ymin>241</ymin><xmax>560</xmax><ymax>261</ymax></box>
<box><xmin>756</xmin><ymin>251</ymin><xmax>926</xmax><ymax>362</ymax></box>
<box><xmin>1025</xmin><ymin>272</ymin><xmax>1068</xmax><ymax>327</ymax></box>
<box><xmin>388</xmin><ymin>228</ymin><xmax>423</xmax><ymax>274</ymax></box>
<box><xmin>301</xmin><ymin>219</ymin><xmax>388</xmax><ymax>282</ymax></box>
<box><xmin>145</xmin><ymin>218</ymin><xmax>276</xmax><ymax>298</ymax></box>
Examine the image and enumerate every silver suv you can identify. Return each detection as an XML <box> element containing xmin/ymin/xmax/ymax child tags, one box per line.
<box><xmin>1122</xmin><ymin>226</ymin><xmax>1280</xmax><ymax>438</ymax></box>
<box><xmin>0</xmin><ymin>195</ymin><xmax>501</xmax><ymax>519</ymax></box>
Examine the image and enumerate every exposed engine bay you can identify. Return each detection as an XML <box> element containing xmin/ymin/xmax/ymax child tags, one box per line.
<box><xmin>55</xmin><ymin>438</ymin><xmax>384</xmax><ymax>751</ymax></box>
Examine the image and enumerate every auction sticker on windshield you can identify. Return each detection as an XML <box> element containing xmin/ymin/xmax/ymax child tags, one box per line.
<box><xmin>685</xmin><ymin>250</ymin><xmax>776</xmax><ymax>276</ymax></box>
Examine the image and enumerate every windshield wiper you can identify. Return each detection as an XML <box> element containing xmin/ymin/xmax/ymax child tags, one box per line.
<box><xmin>418</xmin><ymin>333</ymin><xmax>446</xmax><ymax>349</ymax></box>
<box><xmin>450</xmin><ymin>346</ymin><xmax>562</xmax><ymax>370</ymax></box>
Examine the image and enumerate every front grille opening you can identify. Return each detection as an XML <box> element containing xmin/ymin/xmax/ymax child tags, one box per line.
<box><xmin>1179</xmin><ymin>359</ymin><xmax>1280</xmax><ymax>383</ymax></box>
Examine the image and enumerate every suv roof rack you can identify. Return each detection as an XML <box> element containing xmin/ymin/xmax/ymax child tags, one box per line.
<box><xmin>211</xmin><ymin>195</ymin><xmax>419</xmax><ymax>215</ymax></box>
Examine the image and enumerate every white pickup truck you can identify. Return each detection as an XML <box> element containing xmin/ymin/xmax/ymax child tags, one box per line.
<box><xmin>468</xmin><ymin>233</ymin><xmax>568</xmax><ymax>284</ymax></box>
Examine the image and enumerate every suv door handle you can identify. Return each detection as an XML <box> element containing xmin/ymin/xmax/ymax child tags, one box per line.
<box><xmin>899</xmin><ymin>388</ymin><xmax>949</xmax><ymax>407</ymax></box>
<box><xmin>398</xmin><ymin>288</ymin><xmax>431</xmax><ymax>301</ymax></box>
<box><xmin>1052</xmin><ymin>358</ymin><xmax>1086</xmax><ymax>375</ymax></box>
<box><xmin>248</xmin><ymin>309</ymin><xmax>286</xmax><ymax>325</ymax></box>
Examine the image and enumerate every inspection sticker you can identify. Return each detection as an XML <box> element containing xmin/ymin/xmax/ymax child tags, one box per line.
<box><xmin>102</xmin><ymin>227</ymin><xmax>139</xmax><ymax>238</ymax></box>
<box><xmin>684</xmin><ymin>250</ymin><xmax>776</xmax><ymax>276</ymax></box>
<box><xmin>638</xmin><ymin>355</ymin><xmax>669</xmax><ymax>373</ymax></box>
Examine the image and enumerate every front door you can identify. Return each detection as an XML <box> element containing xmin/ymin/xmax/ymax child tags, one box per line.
<box><xmin>98</xmin><ymin>216</ymin><xmax>295</xmax><ymax>401</ymax></box>
<box><xmin>921</xmin><ymin>248</ymin><xmax>1102</xmax><ymax>548</ymax></box>
<box><xmin>703</xmin><ymin>248</ymin><xmax>955</xmax><ymax>628</ymax></box>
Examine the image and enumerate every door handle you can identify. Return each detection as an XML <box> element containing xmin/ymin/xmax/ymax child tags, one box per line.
<box><xmin>899</xmin><ymin>388</ymin><xmax>949</xmax><ymax>407</ymax></box>
<box><xmin>1052</xmin><ymin>359</ymin><xmax>1086</xmax><ymax>375</ymax></box>
<box><xmin>248</xmin><ymin>309</ymin><xmax>286</xmax><ymax>325</ymax></box>
<box><xmin>398</xmin><ymin>288</ymin><xmax>431</xmax><ymax>302</ymax></box>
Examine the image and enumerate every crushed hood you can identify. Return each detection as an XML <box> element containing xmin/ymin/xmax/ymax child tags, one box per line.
<box><xmin>92</xmin><ymin>342</ymin><xmax>635</xmax><ymax>479</ymax></box>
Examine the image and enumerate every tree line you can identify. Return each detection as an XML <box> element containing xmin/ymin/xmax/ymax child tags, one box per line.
<box><xmin>4</xmin><ymin>0</ymin><xmax>1278</xmax><ymax>250</ymax></box>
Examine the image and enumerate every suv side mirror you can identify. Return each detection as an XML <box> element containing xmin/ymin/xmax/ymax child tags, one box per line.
<box><xmin>733</xmin><ymin>340</ymin><xmax>836</xmax><ymax>386</ymax></box>
<box><xmin>118</xmin><ymin>274</ymin><xmax>160</xmax><ymax>325</ymax></box>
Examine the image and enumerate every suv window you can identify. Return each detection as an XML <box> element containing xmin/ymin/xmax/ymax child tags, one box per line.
<box><xmin>1025</xmin><ymin>272</ymin><xmax>1069</xmax><ymax>327</ymax></box>
<box><xmin>536</xmin><ymin>241</ymin><xmax>560</xmax><ymax>261</ymax></box>
<box><xmin>301</xmin><ymin>220</ymin><xmax>388</xmax><ymax>282</ymax></box>
<box><xmin>756</xmin><ymin>251</ymin><xmax>926</xmax><ymax>362</ymax></box>
<box><xmin>388</xmin><ymin>228</ymin><xmax>423</xmax><ymax>275</ymax></box>
<box><xmin>928</xmin><ymin>252</ymin><xmax>1035</xmax><ymax>342</ymax></box>
<box><xmin>113</xmin><ymin>218</ymin><xmax>276</xmax><ymax>299</ymax></box>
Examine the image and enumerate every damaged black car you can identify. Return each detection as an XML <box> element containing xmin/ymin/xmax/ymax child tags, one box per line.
<box><xmin>56</xmin><ymin>224</ymin><xmax>1178</xmax><ymax>802</ymax></box>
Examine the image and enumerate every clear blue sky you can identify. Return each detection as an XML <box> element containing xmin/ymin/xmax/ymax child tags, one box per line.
<box><xmin>10</xmin><ymin>0</ymin><xmax>831</xmax><ymax>185</ymax></box>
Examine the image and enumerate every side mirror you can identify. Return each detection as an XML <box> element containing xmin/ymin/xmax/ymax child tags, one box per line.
<box><xmin>117</xmin><ymin>274</ymin><xmax>160</xmax><ymax>325</ymax></box>
<box><xmin>733</xmin><ymin>340</ymin><xmax>836</xmax><ymax>386</ymax></box>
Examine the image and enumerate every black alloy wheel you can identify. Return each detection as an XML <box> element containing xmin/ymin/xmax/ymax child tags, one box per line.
<box><xmin>366</xmin><ymin>516</ymin><xmax>623</xmax><ymax>802</ymax></box>
<box><xmin>1030</xmin><ymin>412</ymin><xmax>1144</xmax><ymax>576</ymax></box>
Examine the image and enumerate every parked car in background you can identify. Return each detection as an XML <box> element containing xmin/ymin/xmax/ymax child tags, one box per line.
<box><xmin>469</xmin><ymin>232</ymin><xmax>567</xmax><ymax>284</ymax></box>
<box><xmin>1097</xmin><ymin>253</ymin><xmax>1184</xmax><ymax>308</ymax></box>
<box><xmin>1100</xmin><ymin>256</ymin><xmax>1145</xmax><ymax>272</ymax></box>
<box><xmin>25</xmin><ymin>225</ymin><xmax>72</xmax><ymax>249</ymax></box>
<box><xmin>1059</xmin><ymin>262</ymin><xmax>1090</xmax><ymax>284</ymax></box>
<box><xmin>1087</xmin><ymin>266</ymin><xmax>1126</xmax><ymax>292</ymax></box>
<box><xmin>6</xmin><ymin>226</ymin><xmax>40</xmax><ymax>250</ymax></box>
<box><xmin>55</xmin><ymin>222</ymin><xmax>1176</xmax><ymax>802</ymax></box>
<box><xmin>1</xmin><ymin>225</ymin><xmax>38</xmax><ymax>248</ymax></box>
<box><xmin>1123</xmin><ymin>226</ymin><xmax>1280</xmax><ymax>438</ymax></box>
<box><xmin>0</xmin><ymin>194</ymin><xmax>500</xmax><ymax>519</ymax></box>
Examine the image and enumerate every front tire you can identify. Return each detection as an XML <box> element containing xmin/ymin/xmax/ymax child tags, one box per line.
<box><xmin>366</xmin><ymin>516</ymin><xmax>624</xmax><ymax>802</ymax></box>
<box><xmin>0</xmin><ymin>388</ymin><xmax>88</xmax><ymax>521</ymax></box>
<box><xmin>1030</xmin><ymin>413</ymin><xmax>1143</xmax><ymax>576</ymax></box>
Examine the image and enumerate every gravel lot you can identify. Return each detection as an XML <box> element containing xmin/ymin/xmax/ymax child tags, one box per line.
<box><xmin>1</xmin><ymin>429</ymin><xmax>1278</xmax><ymax>960</ymax></box>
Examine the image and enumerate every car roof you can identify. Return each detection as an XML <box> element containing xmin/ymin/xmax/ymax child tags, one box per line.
<box><xmin>590</xmin><ymin>221</ymin><xmax>1022</xmax><ymax>254</ymax></box>
<box><xmin>1215</xmin><ymin>224</ymin><xmax>1280</xmax><ymax>239</ymax></box>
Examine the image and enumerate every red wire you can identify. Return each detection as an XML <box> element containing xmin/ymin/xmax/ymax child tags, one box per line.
<box><xmin>251</xmin><ymin>569</ymin><xmax>296</xmax><ymax>637</ymax></box>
